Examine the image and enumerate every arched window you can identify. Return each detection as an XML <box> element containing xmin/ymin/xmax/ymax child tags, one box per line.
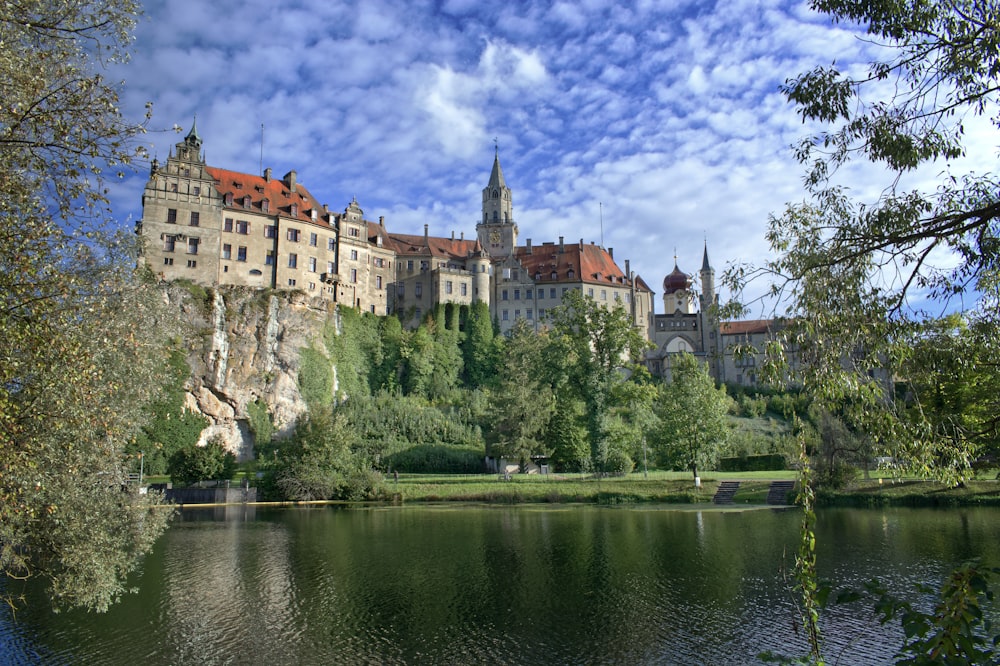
<box><xmin>492</xmin><ymin>189</ymin><xmax>499</xmax><ymax>199</ymax></box>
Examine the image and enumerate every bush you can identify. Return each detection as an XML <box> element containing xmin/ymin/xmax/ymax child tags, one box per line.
<box><xmin>385</xmin><ymin>444</ymin><xmax>484</xmax><ymax>474</ymax></box>
<box><xmin>167</xmin><ymin>439</ymin><xmax>237</xmax><ymax>486</ymax></box>
<box><xmin>605</xmin><ymin>449</ymin><xmax>635</xmax><ymax>476</ymax></box>
<box><xmin>718</xmin><ymin>453</ymin><xmax>786</xmax><ymax>472</ymax></box>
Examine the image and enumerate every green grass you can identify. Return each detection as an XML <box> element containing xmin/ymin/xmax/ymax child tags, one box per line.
<box><xmin>388</xmin><ymin>470</ymin><xmax>798</xmax><ymax>504</ymax></box>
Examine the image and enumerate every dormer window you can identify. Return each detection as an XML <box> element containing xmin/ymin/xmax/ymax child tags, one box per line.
<box><xmin>242</xmin><ymin>195</ymin><xmax>251</xmax><ymax>209</ymax></box>
<box><xmin>290</xmin><ymin>203</ymin><xmax>298</xmax><ymax>217</ymax></box>
<box><xmin>261</xmin><ymin>198</ymin><xmax>269</xmax><ymax>213</ymax></box>
<box><xmin>567</xmin><ymin>269</ymin><xmax>575</xmax><ymax>279</ymax></box>
<box><xmin>224</xmin><ymin>192</ymin><xmax>233</xmax><ymax>206</ymax></box>
<box><xmin>551</xmin><ymin>271</ymin><xmax>558</xmax><ymax>280</ymax></box>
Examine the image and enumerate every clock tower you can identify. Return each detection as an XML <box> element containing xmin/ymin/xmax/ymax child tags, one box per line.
<box><xmin>476</xmin><ymin>149</ymin><xmax>517</xmax><ymax>258</ymax></box>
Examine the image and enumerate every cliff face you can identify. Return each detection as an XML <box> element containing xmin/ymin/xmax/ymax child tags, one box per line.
<box><xmin>163</xmin><ymin>285</ymin><xmax>336</xmax><ymax>461</ymax></box>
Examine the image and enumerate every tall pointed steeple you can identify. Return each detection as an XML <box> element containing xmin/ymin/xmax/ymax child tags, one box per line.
<box><xmin>185</xmin><ymin>115</ymin><xmax>203</xmax><ymax>151</ymax></box>
<box><xmin>700</xmin><ymin>240</ymin><xmax>715</xmax><ymax>310</ymax></box>
<box><xmin>477</xmin><ymin>145</ymin><xmax>517</xmax><ymax>257</ymax></box>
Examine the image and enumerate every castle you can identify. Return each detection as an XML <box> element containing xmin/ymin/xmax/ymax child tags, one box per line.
<box><xmin>138</xmin><ymin>123</ymin><xmax>776</xmax><ymax>387</ymax></box>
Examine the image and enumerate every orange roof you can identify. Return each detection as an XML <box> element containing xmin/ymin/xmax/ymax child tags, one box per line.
<box><xmin>205</xmin><ymin>167</ymin><xmax>332</xmax><ymax>229</ymax></box>
<box><xmin>514</xmin><ymin>242</ymin><xmax>651</xmax><ymax>292</ymax></box>
<box><xmin>386</xmin><ymin>231</ymin><xmax>480</xmax><ymax>260</ymax></box>
<box><xmin>720</xmin><ymin>319</ymin><xmax>773</xmax><ymax>335</ymax></box>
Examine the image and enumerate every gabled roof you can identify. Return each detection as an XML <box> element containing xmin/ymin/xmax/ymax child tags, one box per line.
<box><xmin>205</xmin><ymin>167</ymin><xmax>331</xmax><ymax>229</ymax></box>
<box><xmin>514</xmin><ymin>242</ymin><xmax>652</xmax><ymax>292</ymax></box>
<box><xmin>385</xmin><ymin>231</ymin><xmax>480</xmax><ymax>261</ymax></box>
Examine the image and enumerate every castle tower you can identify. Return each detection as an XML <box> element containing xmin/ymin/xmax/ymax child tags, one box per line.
<box><xmin>697</xmin><ymin>241</ymin><xmax>721</xmax><ymax>381</ymax></box>
<box><xmin>469</xmin><ymin>239</ymin><xmax>492</xmax><ymax>306</ymax></box>
<box><xmin>476</xmin><ymin>148</ymin><xmax>518</xmax><ymax>257</ymax></box>
<box><xmin>662</xmin><ymin>260</ymin><xmax>695</xmax><ymax>314</ymax></box>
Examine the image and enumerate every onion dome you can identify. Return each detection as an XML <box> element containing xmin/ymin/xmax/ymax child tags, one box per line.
<box><xmin>663</xmin><ymin>262</ymin><xmax>691</xmax><ymax>294</ymax></box>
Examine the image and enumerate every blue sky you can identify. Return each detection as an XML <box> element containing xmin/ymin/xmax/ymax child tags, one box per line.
<box><xmin>107</xmin><ymin>0</ymin><xmax>996</xmax><ymax>316</ymax></box>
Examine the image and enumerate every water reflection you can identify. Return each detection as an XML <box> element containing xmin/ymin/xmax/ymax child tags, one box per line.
<box><xmin>1</xmin><ymin>505</ymin><xmax>998</xmax><ymax>665</ymax></box>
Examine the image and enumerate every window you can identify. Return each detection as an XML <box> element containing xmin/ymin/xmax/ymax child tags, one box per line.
<box><xmin>415</xmin><ymin>282</ymin><xmax>422</xmax><ymax>297</ymax></box>
<box><xmin>261</xmin><ymin>199</ymin><xmax>269</xmax><ymax>213</ymax></box>
<box><xmin>588</xmin><ymin>288</ymin><xmax>594</xmax><ymax>297</ymax></box>
<box><xmin>515</xmin><ymin>309</ymin><xmax>521</xmax><ymax>319</ymax></box>
<box><xmin>526</xmin><ymin>289</ymin><xmax>532</xmax><ymax>299</ymax></box>
<box><xmin>502</xmin><ymin>310</ymin><xmax>509</xmax><ymax>321</ymax></box>
<box><xmin>539</xmin><ymin>308</ymin><xmax>546</xmax><ymax>318</ymax></box>
<box><xmin>527</xmin><ymin>309</ymin><xmax>533</xmax><ymax>319</ymax></box>
<box><xmin>265</xmin><ymin>225</ymin><xmax>276</xmax><ymax>238</ymax></box>
<box><xmin>327</xmin><ymin>237</ymin><xmax>335</xmax><ymax>251</ymax></box>
<box><xmin>327</xmin><ymin>261</ymin><xmax>334</xmax><ymax>274</ymax></box>
<box><xmin>288</xmin><ymin>278</ymin><xmax>296</xmax><ymax>286</ymax></box>
<box><xmin>460</xmin><ymin>283</ymin><xmax>467</xmax><ymax>296</ymax></box>
<box><xmin>397</xmin><ymin>284</ymin><xmax>405</xmax><ymax>297</ymax></box>
<box><xmin>236</xmin><ymin>220</ymin><xmax>249</xmax><ymax>234</ymax></box>
<box><xmin>167</xmin><ymin>208</ymin><xmax>177</xmax><ymax>224</ymax></box>
<box><xmin>309</xmin><ymin>282</ymin><xmax>316</xmax><ymax>291</ymax></box>
<box><xmin>350</xmin><ymin>268</ymin><xmax>357</xmax><ymax>283</ymax></box>
<box><xmin>187</xmin><ymin>238</ymin><xmax>199</xmax><ymax>254</ymax></box>
<box><xmin>348</xmin><ymin>227</ymin><xmax>359</xmax><ymax>237</ymax></box>
<box><xmin>511</xmin><ymin>270</ymin><xmax>518</xmax><ymax>280</ymax></box>
<box><xmin>374</xmin><ymin>257</ymin><xmax>385</xmax><ymax>268</ymax></box>
<box><xmin>407</xmin><ymin>260</ymin><xmax>414</xmax><ymax>271</ymax></box>
<box><xmin>614</xmin><ymin>292</ymin><xmax>620</xmax><ymax>301</ymax></box>
<box><xmin>189</xmin><ymin>212</ymin><xmax>200</xmax><ymax>226</ymax></box>
<box><xmin>237</xmin><ymin>246</ymin><xmax>247</xmax><ymax>262</ymax></box>
<box><xmin>243</xmin><ymin>195</ymin><xmax>251</xmax><ymax>209</ymax></box>
<box><xmin>171</xmin><ymin>183</ymin><xmax>178</xmax><ymax>193</ymax></box>
<box><xmin>224</xmin><ymin>218</ymin><xmax>233</xmax><ymax>232</ymax></box>
<box><xmin>222</xmin><ymin>243</ymin><xmax>232</xmax><ymax>260</ymax></box>
<box><xmin>163</xmin><ymin>236</ymin><xmax>175</xmax><ymax>252</ymax></box>
<box><xmin>287</xmin><ymin>228</ymin><xmax>300</xmax><ymax>242</ymax></box>
<box><xmin>601</xmin><ymin>290</ymin><xmax>607</xmax><ymax>300</ymax></box>
<box><xmin>376</xmin><ymin>276</ymin><xmax>383</xmax><ymax>289</ymax></box>
<box><xmin>549</xmin><ymin>288</ymin><xmax>556</xmax><ymax>298</ymax></box>
<box><xmin>290</xmin><ymin>204</ymin><xmax>298</xmax><ymax>217</ymax></box>
<box><xmin>502</xmin><ymin>289</ymin><xmax>508</xmax><ymax>301</ymax></box>
<box><xmin>446</xmin><ymin>281</ymin><xmax>453</xmax><ymax>294</ymax></box>
<box><xmin>308</xmin><ymin>257</ymin><xmax>317</xmax><ymax>272</ymax></box>
<box><xmin>514</xmin><ymin>289</ymin><xmax>520</xmax><ymax>300</ymax></box>
<box><xmin>193</xmin><ymin>186</ymin><xmax>200</xmax><ymax>196</ymax></box>
<box><xmin>187</xmin><ymin>259</ymin><xmax>197</xmax><ymax>268</ymax></box>
<box><xmin>266</xmin><ymin>251</ymin><xmax>275</xmax><ymax>266</ymax></box>
<box><xmin>224</xmin><ymin>193</ymin><xmax>233</xmax><ymax>206</ymax></box>
<box><xmin>163</xmin><ymin>257</ymin><xmax>173</xmax><ymax>265</ymax></box>
<box><xmin>350</xmin><ymin>249</ymin><xmax>358</xmax><ymax>260</ymax></box>
<box><xmin>420</xmin><ymin>260</ymin><xmax>428</xmax><ymax>271</ymax></box>
<box><xmin>288</xmin><ymin>253</ymin><xmax>297</xmax><ymax>268</ymax></box>
<box><xmin>310</xmin><ymin>233</ymin><xmax>317</xmax><ymax>247</ymax></box>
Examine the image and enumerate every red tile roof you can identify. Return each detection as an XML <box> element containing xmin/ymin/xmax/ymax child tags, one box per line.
<box><xmin>385</xmin><ymin>231</ymin><xmax>480</xmax><ymax>260</ymax></box>
<box><xmin>515</xmin><ymin>242</ymin><xmax>651</xmax><ymax>292</ymax></box>
<box><xmin>205</xmin><ymin>167</ymin><xmax>332</xmax><ymax>229</ymax></box>
<box><xmin>720</xmin><ymin>319</ymin><xmax>773</xmax><ymax>336</ymax></box>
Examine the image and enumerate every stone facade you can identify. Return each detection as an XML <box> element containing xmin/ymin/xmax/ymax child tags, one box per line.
<box><xmin>138</xmin><ymin>127</ymin><xmax>655</xmax><ymax>340</ymax></box>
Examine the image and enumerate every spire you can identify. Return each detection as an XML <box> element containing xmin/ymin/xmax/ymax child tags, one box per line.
<box><xmin>185</xmin><ymin>115</ymin><xmax>202</xmax><ymax>150</ymax></box>
<box><xmin>487</xmin><ymin>151</ymin><xmax>506</xmax><ymax>191</ymax></box>
<box><xmin>701</xmin><ymin>240</ymin><xmax>712</xmax><ymax>272</ymax></box>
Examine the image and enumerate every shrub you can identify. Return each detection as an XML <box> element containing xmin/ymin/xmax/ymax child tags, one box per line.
<box><xmin>167</xmin><ymin>438</ymin><xmax>237</xmax><ymax>486</ymax></box>
<box><xmin>605</xmin><ymin>449</ymin><xmax>635</xmax><ymax>476</ymax></box>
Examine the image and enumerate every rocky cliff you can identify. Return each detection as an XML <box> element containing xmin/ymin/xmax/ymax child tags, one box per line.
<box><xmin>163</xmin><ymin>285</ymin><xmax>337</xmax><ymax>461</ymax></box>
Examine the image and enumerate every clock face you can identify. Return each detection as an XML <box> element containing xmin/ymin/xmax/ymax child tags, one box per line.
<box><xmin>490</xmin><ymin>231</ymin><xmax>501</xmax><ymax>243</ymax></box>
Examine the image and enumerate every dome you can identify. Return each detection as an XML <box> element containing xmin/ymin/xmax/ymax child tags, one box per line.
<box><xmin>663</xmin><ymin>263</ymin><xmax>691</xmax><ymax>294</ymax></box>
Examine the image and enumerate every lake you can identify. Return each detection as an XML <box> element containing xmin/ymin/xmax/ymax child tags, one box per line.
<box><xmin>2</xmin><ymin>504</ymin><xmax>998</xmax><ymax>665</ymax></box>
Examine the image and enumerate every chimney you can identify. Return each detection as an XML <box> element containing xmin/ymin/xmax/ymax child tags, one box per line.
<box><xmin>559</xmin><ymin>236</ymin><xmax>564</xmax><ymax>254</ymax></box>
<box><xmin>284</xmin><ymin>170</ymin><xmax>297</xmax><ymax>193</ymax></box>
<box><xmin>609</xmin><ymin>247</ymin><xmax>614</xmax><ymax>259</ymax></box>
<box><xmin>379</xmin><ymin>215</ymin><xmax>384</xmax><ymax>226</ymax></box>
<box><xmin>424</xmin><ymin>224</ymin><xmax>429</xmax><ymax>245</ymax></box>
<box><xmin>451</xmin><ymin>230</ymin><xmax>455</xmax><ymax>241</ymax></box>
<box><xmin>526</xmin><ymin>238</ymin><xmax>532</xmax><ymax>254</ymax></box>
<box><xmin>460</xmin><ymin>231</ymin><xmax>464</xmax><ymax>240</ymax></box>
<box><xmin>579</xmin><ymin>238</ymin><xmax>584</xmax><ymax>250</ymax></box>
<box><xmin>264</xmin><ymin>167</ymin><xmax>272</xmax><ymax>182</ymax></box>
<box><xmin>625</xmin><ymin>259</ymin><xmax>630</xmax><ymax>280</ymax></box>
<box><xmin>323</xmin><ymin>203</ymin><xmax>329</xmax><ymax>212</ymax></box>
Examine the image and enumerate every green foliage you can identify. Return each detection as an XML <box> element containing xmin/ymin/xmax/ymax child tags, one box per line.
<box><xmin>462</xmin><ymin>300</ymin><xmax>496</xmax><ymax>388</ymax></box>
<box><xmin>270</xmin><ymin>411</ymin><xmax>383</xmax><ymax>501</ymax></box>
<box><xmin>549</xmin><ymin>289</ymin><xmax>652</xmax><ymax>472</ymax></box>
<box><xmin>298</xmin><ymin>345</ymin><xmax>333</xmax><ymax>408</ymax></box>
<box><xmin>167</xmin><ymin>439</ymin><xmax>236</xmax><ymax>486</ymax></box>
<box><xmin>486</xmin><ymin>320</ymin><xmax>554</xmax><ymax>469</ymax></box>
<box><xmin>131</xmin><ymin>348</ymin><xmax>208</xmax><ymax>475</ymax></box>
<box><xmin>650</xmin><ymin>352</ymin><xmax>730</xmax><ymax>482</ymax></box>
<box><xmin>324</xmin><ymin>307</ymin><xmax>378</xmax><ymax>399</ymax></box>
<box><xmin>245</xmin><ymin>399</ymin><xmax>273</xmax><ymax>448</ymax></box>
<box><xmin>718</xmin><ymin>454</ymin><xmax>786</xmax><ymax>472</ymax></box>
<box><xmin>545</xmin><ymin>395</ymin><xmax>590</xmax><ymax>472</ymax></box>
<box><xmin>385</xmin><ymin>444</ymin><xmax>484</xmax><ymax>474</ymax></box>
<box><xmin>0</xmin><ymin>0</ymin><xmax>176</xmax><ymax>611</ymax></box>
<box><xmin>604</xmin><ymin>448</ymin><xmax>634</xmax><ymax>476</ymax></box>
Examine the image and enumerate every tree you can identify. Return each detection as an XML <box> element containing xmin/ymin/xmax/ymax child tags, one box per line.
<box><xmin>462</xmin><ymin>300</ymin><xmax>496</xmax><ymax>389</ymax></box>
<box><xmin>486</xmin><ymin>320</ymin><xmax>554</xmax><ymax>471</ymax></box>
<box><xmin>167</xmin><ymin>439</ymin><xmax>237</xmax><ymax>486</ymax></box>
<box><xmin>549</xmin><ymin>290</ymin><xmax>651</xmax><ymax>472</ymax></box>
<box><xmin>1</xmin><ymin>1</ymin><xmax>174</xmax><ymax>612</ymax></box>
<box><xmin>726</xmin><ymin>0</ymin><xmax>1000</xmax><ymax>482</ymax></box>
<box><xmin>650</xmin><ymin>353</ymin><xmax>729</xmax><ymax>485</ymax></box>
